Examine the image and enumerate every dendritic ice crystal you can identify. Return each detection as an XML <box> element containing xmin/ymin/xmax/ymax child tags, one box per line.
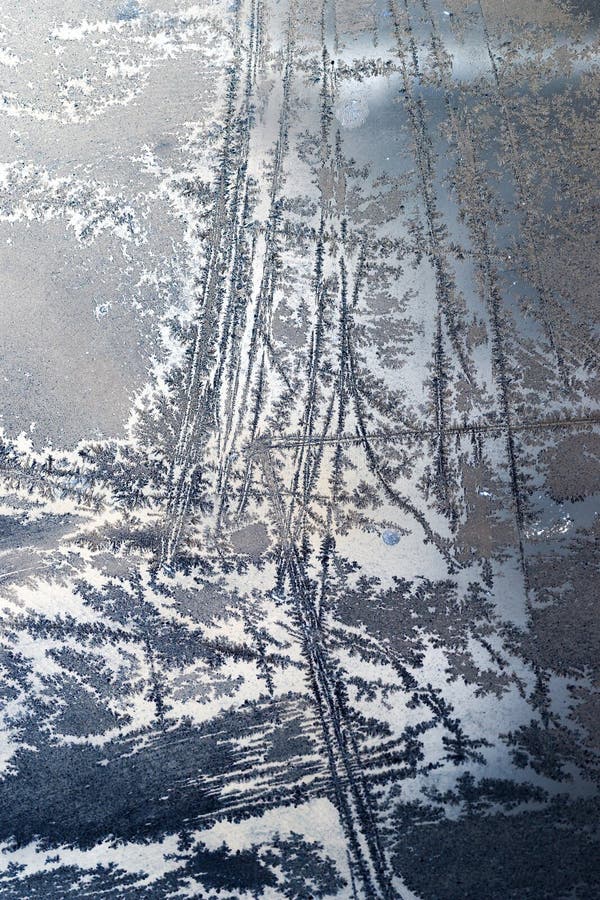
<box><xmin>0</xmin><ymin>1</ymin><xmax>599</xmax><ymax>898</ymax></box>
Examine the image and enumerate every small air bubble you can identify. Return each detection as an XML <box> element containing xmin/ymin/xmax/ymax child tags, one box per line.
<box><xmin>382</xmin><ymin>529</ymin><xmax>400</xmax><ymax>546</ymax></box>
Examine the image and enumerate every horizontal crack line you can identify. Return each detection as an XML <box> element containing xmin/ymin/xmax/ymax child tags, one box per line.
<box><xmin>250</xmin><ymin>415</ymin><xmax>600</xmax><ymax>454</ymax></box>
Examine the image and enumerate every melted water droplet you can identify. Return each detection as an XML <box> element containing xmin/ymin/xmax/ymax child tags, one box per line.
<box><xmin>334</xmin><ymin>95</ymin><xmax>369</xmax><ymax>130</ymax></box>
<box><xmin>382</xmin><ymin>529</ymin><xmax>400</xmax><ymax>546</ymax></box>
<box><xmin>94</xmin><ymin>302</ymin><xmax>111</xmax><ymax>320</ymax></box>
<box><xmin>116</xmin><ymin>0</ymin><xmax>140</xmax><ymax>21</ymax></box>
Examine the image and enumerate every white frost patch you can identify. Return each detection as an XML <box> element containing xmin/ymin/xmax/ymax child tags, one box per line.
<box><xmin>199</xmin><ymin>795</ymin><xmax>350</xmax><ymax>861</ymax></box>
<box><xmin>0</xmin><ymin>833</ymin><xmax>182</xmax><ymax>886</ymax></box>
<box><xmin>0</xmin><ymin>47</ymin><xmax>20</xmax><ymax>68</ymax></box>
